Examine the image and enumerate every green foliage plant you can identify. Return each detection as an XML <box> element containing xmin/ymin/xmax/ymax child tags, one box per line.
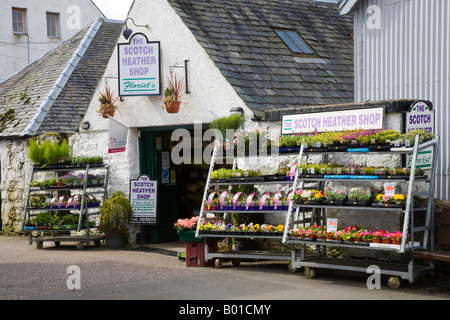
<box><xmin>210</xmin><ymin>113</ymin><xmax>244</xmax><ymax>141</ymax></box>
<box><xmin>28</xmin><ymin>138</ymin><xmax>71</xmax><ymax>167</ymax></box>
<box><xmin>98</xmin><ymin>191</ymin><xmax>132</xmax><ymax>237</ymax></box>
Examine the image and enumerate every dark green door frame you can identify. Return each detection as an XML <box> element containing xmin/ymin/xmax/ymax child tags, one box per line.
<box><xmin>138</xmin><ymin>124</ymin><xmax>209</xmax><ymax>243</ymax></box>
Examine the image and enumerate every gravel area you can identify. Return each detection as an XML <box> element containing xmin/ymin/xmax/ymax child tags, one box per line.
<box><xmin>1</xmin><ymin>235</ymin><xmax>450</xmax><ymax>300</ymax></box>
<box><xmin>0</xmin><ymin>235</ymin><xmax>210</xmax><ymax>300</ymax></box>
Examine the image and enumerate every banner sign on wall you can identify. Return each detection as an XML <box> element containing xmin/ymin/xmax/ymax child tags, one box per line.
<box><xmin>130</xmin><ymin>175</ymin><xmax>157</xmax><ymax>225</ymax></box>
<box><xmin>406</xmin><ymin>101</ymin><xmax>435</xmax><ymax>169</ymax></box>
<box><xmin>282</xmin><ymin>107</ymin><xmax>384</xmax><ymax>134</ymax></box>
<box><xmin>118</xmin><ymin>33</ymin><xmax>161</xmax><ymax>96</ymax></box>
<box><xmin>108</xmin><ymin>116</ymin><xmax>128</xmax><ymax>153</ymax></box>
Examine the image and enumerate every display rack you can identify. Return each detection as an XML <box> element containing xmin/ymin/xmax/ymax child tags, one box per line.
<box><xmin>195</xmin><ymin>146</ymin><xmax>303</xmax><ymax>268</ymax></box>
<box><xmin>22</xmin><ymin>163</ymin><xmax>109</xmax><ymax>250</ymax></box>
<box><xmin>282</xmin><ymin>135</ymin><xmax>440</xmax><ymax>288</ymax></box>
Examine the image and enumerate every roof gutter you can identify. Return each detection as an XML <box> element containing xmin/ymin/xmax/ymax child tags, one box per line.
<box><xmin>22</xmin><ymin>18</ymin><xmax>104</xmax><ymax>137</ymax></box>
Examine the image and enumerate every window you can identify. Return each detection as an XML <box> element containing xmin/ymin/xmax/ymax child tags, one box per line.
<box><xmin>46</xmin><ymin>12</ymin><xmax>60</xmax><ymax>38</ymax></box>
<box><xmin>274</xmin><ymin>29</ymin><xmax>315</xmax><ymax>55</ymax></box>
<box><xmin>12</xmin><ymin>8</ymin><xmax>26</xmax><ymax>34</ymax></box>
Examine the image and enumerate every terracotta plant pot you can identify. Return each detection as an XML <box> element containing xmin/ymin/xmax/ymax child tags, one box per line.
<box><xmin>102</xmin><ymin>109</ymin><xmax>115</xmax><ymax>119</ymax></box>
<box><xmin>165</xmin><ymin>100</ymin><xmax>181</xmax><ymax>113</ymax></box>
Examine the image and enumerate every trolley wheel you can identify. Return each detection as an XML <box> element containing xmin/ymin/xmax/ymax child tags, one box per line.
<box><xmin>54</xmin><ymin>241</ymin><xmax>61</xmax><ymax>247</ymax></box>
<box><xmin>94</xmin><ymin>240</ymin><xmax>101</xmax><ymax>247</ymax></box>
<box><xmin>304</xmin><ymin>267</ymin><xmax>317</xmax><ymax>279</ymax></box>
<box><xmin>288</xmin><ymin>261</ymin><xmax>298</xmax><ymax>273</ymax></box>
<box><xmin>387</xmin><ymin>276</ymin><xmax>401</xmax><ymax>289</ymax></box>
<box><xmin>36</xmin><ymin>241</ymin><xmax>43</xmax><ymax>249</ymax></box>
<box><xmin>76</xmin><ymin>242</ymin><xmax>85</xmax><ymax>250</ymax></box>
<box><xmin>214</xmin><ymin>258</ymin><xmax>222</xmax><ymax>269</ymax></box>
<box><xmin>231</xmin><ymin>259</ymin><xmax>241</xmax><ymax>267</ymax></box>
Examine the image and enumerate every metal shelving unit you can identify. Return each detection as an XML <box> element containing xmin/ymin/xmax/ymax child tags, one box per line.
<box><xmin>195</xmin><ymin>146</ymin><xmax>304</xmax><ymax>268</ymax></box>
<box><xmin>282</xmin><ymin>135</ymin><xmax>440</xmax><ymax>288</ymax></box>
<box><xmin>22</xmin><ymin>163</ymin><xmax>110</xmax><ymax>250</ymax></box>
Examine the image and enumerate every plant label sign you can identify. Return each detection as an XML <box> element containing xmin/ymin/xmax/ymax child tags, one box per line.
<box><xmin>129</xmin><ymin>175</ymin><xmax>157</xmax><ymax>224</ymax></box>
<box><xmin>118</xmin><ymin>33</ymin><xmax>161</xmax><ymax>96</ymax></box>
<box><xmin>327</xmin><ymin>218</ymin><xmax>338</xmax><ymax>233</ymax></box>
<box><xmin>406</xmin><ymin>101</ymin><xmax>435</xmax><ymax>170</ymax></box>
<box><xmin>282</xmin><ymin>107</ymin><xmax>384</xmax><ymax>134</ymax></box>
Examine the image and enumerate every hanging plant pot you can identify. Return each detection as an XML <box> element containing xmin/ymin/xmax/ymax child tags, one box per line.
<box><xmin>165</xmin><ymin>100</ymin><xmax>181</xmax><ymax>113</ymax></box>
<box><xmin>101</xmin><ymin>109</ymin><xmax>115</xmax><ymax>119</ymax></box>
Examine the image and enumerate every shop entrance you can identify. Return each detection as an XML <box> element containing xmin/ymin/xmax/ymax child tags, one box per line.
<box><xmin>139</xmin><ymin>127</ymin><xmax>209</xmax><ymax>243</ymax></box>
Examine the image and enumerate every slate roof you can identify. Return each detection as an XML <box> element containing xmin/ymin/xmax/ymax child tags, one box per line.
<box><xmin>168</xmin><ymin>0</ymin><xmax>355</xmax><ymax>118</ymax></box>
<box><xmin>0</xmin><ymin>18</ymin><xmax>123</xmax><ymax>139</ymax></box>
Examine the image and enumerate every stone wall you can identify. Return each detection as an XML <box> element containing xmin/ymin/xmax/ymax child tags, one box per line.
<box><xmin>0</xmin><ymin>138</ymin><xmax>31</xmax><ymax>234</ymax></box>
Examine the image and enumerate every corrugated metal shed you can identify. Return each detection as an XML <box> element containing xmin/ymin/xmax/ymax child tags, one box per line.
<box><xmin>351</xmin><ymin>0</ymin><xmax>450</xmax><ymax>200</ymax></box>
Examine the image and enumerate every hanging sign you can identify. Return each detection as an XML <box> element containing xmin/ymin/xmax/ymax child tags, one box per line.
<box><xmin>282</xmin><ymin>107</ymin><xmax>384</xmax><ymax>134</ymax></box>
<box><xmin>108</xmin><ymin>116</ymin><xmax>128</xmax><ymax>153</ymax></box>
<box><xmin>406</xmin><ymin>101</ymin><xmax>435</xmax><ymax>169</ymax></box>
<box><xmin>118</xmin><ymin>33</ymin><xmax>161</xmax><ymax>96</ymax></box>
<box><xmin>130</xmin><ymin>175</ymin><xmax>157</xmax><ymax>224</ymax></box>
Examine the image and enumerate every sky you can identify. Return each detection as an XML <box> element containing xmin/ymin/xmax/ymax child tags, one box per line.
<box><xmin>92</xmin><ymin>0</ymin><xmax>134</xmax><ymax>21</ymax></box>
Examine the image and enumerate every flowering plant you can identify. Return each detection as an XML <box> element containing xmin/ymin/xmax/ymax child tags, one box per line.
<box><xmin>375</xmin><ymin>194</ymin><xmax>407</xmax><ymax>205</ymax></box>
<box><xmin>174</xmin><ymin>216</ymin><xmax>199</xmax><ymax>232</ymax></box>
<box><xmin>292</xmin><ymin>189</ymin><xmax>324</xmax><ymax>203</ymax></box>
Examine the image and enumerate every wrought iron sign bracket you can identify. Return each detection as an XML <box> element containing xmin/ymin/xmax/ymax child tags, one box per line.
<box><xmin>169</xmin><ymin>60</ymin><xmax>190</xmax><ymax>94</ymax></box>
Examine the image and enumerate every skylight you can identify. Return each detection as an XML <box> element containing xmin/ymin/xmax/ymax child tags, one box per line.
<box><xmin>274</xmin><ymin>29</ymin><xmax>315</xmax><ymax>55</ymax></box>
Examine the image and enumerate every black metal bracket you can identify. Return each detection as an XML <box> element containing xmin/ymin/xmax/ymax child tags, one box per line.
<box><xmin>169</xmin><ymin>60</ymin><xmax>190</xmax><ymax>94</ymax></box>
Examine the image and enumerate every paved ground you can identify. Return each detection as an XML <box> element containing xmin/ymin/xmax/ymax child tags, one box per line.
<box><xmin>1</xmin><ymin>235</ymin><xmax>449</xmax><ymax>304</ymax></box>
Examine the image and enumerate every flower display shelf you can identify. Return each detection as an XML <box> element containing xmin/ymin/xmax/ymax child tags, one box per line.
<box><xmin>22</xmin><ymin>163</ymin><xmax>109</xmax><ymax>250</ymax></box>
<box><xmin>195</xmin><ymin>144</ymin><xmax>304</xmax><ymax>268</ymax></box>
<box><xmin>282</xmin><ymin>135</ymin><xmax>440</xmax><ymax>288</ymax></box>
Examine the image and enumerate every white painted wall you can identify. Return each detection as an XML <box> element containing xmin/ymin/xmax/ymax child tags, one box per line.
<box><xmin>0</xmin><ymin>0</ymin><xmax>104</xmax><ymax>83</ymax></box>
<box><xmin>77</xmin><ymin>0</ymin><xmax>252</xmax><ymax>195</ymax></box>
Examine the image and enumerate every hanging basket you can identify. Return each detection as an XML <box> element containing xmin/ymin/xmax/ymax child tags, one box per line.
<box><xmin>165</xmin><ymin>100</ymin><xmax>181</xmax><ymax>113</ymax></box>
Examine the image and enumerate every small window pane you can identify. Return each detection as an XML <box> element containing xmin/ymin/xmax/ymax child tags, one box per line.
<box><xmin>275</xmin><ymin>30</ymin><xmax>302</xmax><ymax>54</ymax></box>
<box><xmin>46</xmin><ymin>13</ymin><xmax>59</xmax><ymax>38</ymax></box>
<box><xmin>12</xmin><ymin>9</ymin><xmax>25</xmax><ymax>34</ymax></box>
<box><xmin>275</xmin><ymin>29</ymin><xmax>315</xmax><ymax>56</ymax></box>
<box><xmin>286</xmin><ymin>31</ymin><xmax>314</xmax><ymax>54</ymax></box>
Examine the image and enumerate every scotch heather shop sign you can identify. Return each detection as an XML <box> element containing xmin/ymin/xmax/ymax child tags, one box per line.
<box><xmin>130</xmin><ymin>175</ymin><xmax>157</xmax><ymax>224</ymax></box>
<box><xmin>118</xmin><ymin>33</ymin><xmax>161</xmax><ymax>96</ymax></box>
<box><xmin>282</xmin><ymin>107</ymin><xmax>384</xmax><ymax>134</ymax></box>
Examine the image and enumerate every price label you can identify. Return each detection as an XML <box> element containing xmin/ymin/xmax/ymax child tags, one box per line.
<box><xmin>327</xmin><ymin>218</ymin><xmax>338</xmax><ymax>233</ymax></box>
<box><xmin>384</xmin><ymin>183</ymin><xmax>395</xmax><ymax>197</ymax></box>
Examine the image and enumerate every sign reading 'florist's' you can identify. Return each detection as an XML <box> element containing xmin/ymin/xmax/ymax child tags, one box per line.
<box><xmin>118</xmin><ymin>33</ymin><xmax>161</xmax><ymax>96</ymax></box>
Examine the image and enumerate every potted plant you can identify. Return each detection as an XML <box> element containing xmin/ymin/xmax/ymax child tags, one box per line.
<box><xmin>98</xmin><ymin>191</ymin><xmax>133</xmax><ymax>249</ymax></box>
<box><xmin>160</xmin><ymin>72</ymin><xmax>184</xmax><ymax>113</ymax></box>
<box><xmin>97</xmin><ymin>81</ymin><xmax>119</xmax><ymax>118</ymax></box>
<box><xmin>210</xmin><ymin>113</ymin><xmax>245</xmax><ymax>150</ymax></box>
<box><xmin>174</xmin><ymin>216</ymin><xmax>201</xmax><ymax>242</ymax></box>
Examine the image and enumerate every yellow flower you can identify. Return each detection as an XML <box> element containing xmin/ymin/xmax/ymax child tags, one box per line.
<box><xmin>394</xmin><ymin>194</ymin><xmax>405</xmax><ymax>200</ymax></box>
<box><xmin>252</xmin><ymin>224</ymin><xmax>260</xmax><ymax>232</ymax></box>
<box><xmin>376</xmin><ymin>194</ymin><xmax>383</xmax><ymax>201</ymax></box>
<box><xmin>276</xmin><ymin>225</ymin><xmax>284</xmax><ymax>232</ymax></box>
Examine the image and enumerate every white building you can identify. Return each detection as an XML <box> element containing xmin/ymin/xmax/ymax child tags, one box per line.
<box><xmin>339</xmin><ymin>0</ymin><xmax>450</xmax><ymax>200</ymax></box>
<box><xmin>74</xmin><ymin>0</ymin><xmax>355</xmax><ymax>242</ymax></box>
<box><xmin>0</xmin><ymin>0</ymin><xmax>105</xmax><ymax>83</ymax></box>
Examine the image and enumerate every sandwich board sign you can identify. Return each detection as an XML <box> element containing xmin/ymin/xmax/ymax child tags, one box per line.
<box><xmin>129</xmin><ymin>175</ymin><xmax>157</xmax><ymax>225</ymax></box>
